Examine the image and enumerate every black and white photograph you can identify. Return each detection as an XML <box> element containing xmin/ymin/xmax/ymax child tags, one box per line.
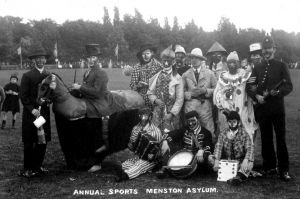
<box><xmin>0</xmin><ymin>0</ymin><xmax>299</xmax><ymax>198</ymax></box>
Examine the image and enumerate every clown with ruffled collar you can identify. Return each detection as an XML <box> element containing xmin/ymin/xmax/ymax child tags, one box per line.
<box><xmin>213</xmin><ymin>51</ymin><xmax>257</xmax><ymax>141</ymax></box>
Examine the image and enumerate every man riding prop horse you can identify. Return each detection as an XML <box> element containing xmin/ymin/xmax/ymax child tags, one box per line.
<box><xmin>37</xmin><ymin>44</ymin><xmax>145</xmax><ymax>172</ymax></box>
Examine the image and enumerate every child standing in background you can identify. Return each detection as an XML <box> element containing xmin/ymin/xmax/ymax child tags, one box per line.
<box><xmin>1</xmin><ymin>73</ymin><xmax>20</xmax><ymax>129</ymax></box>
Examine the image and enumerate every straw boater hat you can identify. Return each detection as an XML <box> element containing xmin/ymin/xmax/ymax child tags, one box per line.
<box><xmin>136</xmin><ymin>43</ymin><xmax>157</xmax><ymax>58</ymax></box>
<box><xmin>84</xmin><ymin>44</ymin><xmax>102</xmax><ymax>58</ymax></box>
<box><xmin>187</xmin><ymin>48</ymin><xmax>207</xmax><ymax>60</ymax></box>
<box><xmin>206</xmin><ymin>41</ymin><xmax>227</xmax><ymax>56</ymax></box>
<box><xmin>249</xmin><ymin>43</ymin><xmax>262</xmax><ymax>54</ymax></box>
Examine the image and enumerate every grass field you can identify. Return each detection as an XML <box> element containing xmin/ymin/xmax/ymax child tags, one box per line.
<box><xmin>0</xmin><ymin>68</ymin><xmax>299</xmax><ymax>199</ymax></box>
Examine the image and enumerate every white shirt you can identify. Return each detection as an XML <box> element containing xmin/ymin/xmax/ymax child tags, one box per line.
<box><xmin>35</xmin><ymin>67</ymin><xmax>44</xmax><ymax>74</ymax></box>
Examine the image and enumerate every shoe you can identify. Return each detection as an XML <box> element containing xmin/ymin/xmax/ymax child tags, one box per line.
<box><xmin>115</xmin><ymin>170</ymin><xmax>129</xmax><ymax>182</ymax></box>
<box><xmin>18</xmin><ymin>170</ymin><xmax>37</xmax><ymax>178</ymax></box>
<box><xmin>227</xmin><ymin>173</ymin><xmax>246</xmax><ymax>186</ymax></box>
<box><xmin>35</xmin><ymin>167</ymin><xmax>49</xmax><ymax>175</ymax></box>
<box><xmin>95</xmin><ymin>145</ymin><xmax>108</xmax><ymax>154</ymax></box>
<box><xmin>260</xmin><ymin>168</ymin><xmax>277</xmax><ymax>176</ymax></box>
<box><xmin>88</xmin><ymin>164</ymin><xmax>102</xmax><ymax>173</ymax></box>
<box><xmin>279</xmin><ymin>172</ymin><xmax>292</xmax><ymax>182</ymax></box>
<box><xmin>156</xmin><ymin>169</ymin><xmax>167</xmax><ymax>179</ymax></box>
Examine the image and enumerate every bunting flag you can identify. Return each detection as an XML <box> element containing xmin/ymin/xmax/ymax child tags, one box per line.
<box><xmin>17</xmin><ymin>46</ymin><xmax>22</xmax><ymax>55</ymax></box>
<box><xmin>53</xmin><ymin>42</ymin><xmax>58</xmax><ymax>58</ymax></box>
<box><xmin>114</xmin><ymin>44</ymin><xmax>119</xmax><ymax>57</ymax></box>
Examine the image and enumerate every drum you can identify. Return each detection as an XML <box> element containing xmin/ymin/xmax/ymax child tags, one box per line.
<box><xmin>133</xmin><ymin>132</ymin><xmax>160</xmax><ymax>162</ymax></box>
<box><xmin>164</xmin><ymin>149</ymin><xmax>197</xmax><ymax>178</ymax></box>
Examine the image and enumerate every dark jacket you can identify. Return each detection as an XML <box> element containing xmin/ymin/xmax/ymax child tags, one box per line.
<box><xmin>246</xmin><ymin>59</ymin><xmax>293</xmax><ymax>118</ymax></box>
<box><xmin>80</xmin><ymin>66</ymin><xmax>125</xmax><ymax>117</ymax></box>
<box><xmin>0</xmin><ymin>86</ymin><xmax>5</xmax><ymax>111</ymax></box>
<box><xmin>2</xmin><ymin>83</ymin><xmax>20</xmax><ymax>112</ymax></box>
<box><xmin>165</xmin><ymin>125</ymin><xmax>214</xmax><ymax>160</ymax></box>
<box><xmin>20</xmin><ymin>68</ymin><xmax>51</xmax><ymax>142</ymax></box>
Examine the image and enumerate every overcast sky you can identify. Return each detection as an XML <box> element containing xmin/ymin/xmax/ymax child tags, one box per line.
<box><xmin>0</xmin><ymin>0</ymin><xmax>299</xmax><ymax>33</ymax></box>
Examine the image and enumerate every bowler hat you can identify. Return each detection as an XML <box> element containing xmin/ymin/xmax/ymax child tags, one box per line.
<box><xmin>28</xmin><ymin>47</ymin><xmax>50</xmax><ymax>60</ymax></box>
<box><xmin>136</xmin><ymin>43</ymin><xmax>157</xmax><ymax>58</ymax></box>
<box><xmin>85</xmin><ymin>44</ymin><xmax>102</xmax><ymax>57</ymax></box>
<box><xmin>262</xmin><ymin>36</ymin><xmax>275</xmax><ymax>49</ymax></box>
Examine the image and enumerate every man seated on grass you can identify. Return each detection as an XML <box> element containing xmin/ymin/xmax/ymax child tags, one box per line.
<box><xmin>156</xmin><ymin>111</ymin><xmax>214</xmax><ymax>178</ymax></box>
<box><xmin>115</xmin><ymin>108</ymin><xmax>162</xmax><ymax>182</ymax></box>
<box><xmin>211</xmin><ymin>111</ymin><xmax>254</xmax><ymax>186</ymax></box>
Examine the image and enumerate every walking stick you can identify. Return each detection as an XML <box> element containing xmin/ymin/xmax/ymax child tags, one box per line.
<box><xmin>73</xmin><ymin>69</ymin><xmax>77</xmax><ymax>83</ymax></box>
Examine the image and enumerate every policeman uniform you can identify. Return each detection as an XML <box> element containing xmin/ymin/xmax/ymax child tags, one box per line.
<box><xmin>246</xmin><ymin>36</ymin><xmax>293</xmax><ymax>180</ymax></box>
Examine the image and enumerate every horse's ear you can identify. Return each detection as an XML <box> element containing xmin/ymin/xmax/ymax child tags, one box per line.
<box><xmin>51</xmin><ymin>74</ymin><xmax>56</xmax><ymax>81</ymax></box>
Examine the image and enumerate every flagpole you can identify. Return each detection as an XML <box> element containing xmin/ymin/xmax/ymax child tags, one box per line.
<box><xmin>20</xmin><ymin>51</ymin><xmax>22</xmax><ymax>69</ymax></box>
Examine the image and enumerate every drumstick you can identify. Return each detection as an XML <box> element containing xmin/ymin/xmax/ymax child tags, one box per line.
<box><xmin>163</xmin><ymin>165</ymin><xmax>193</xmax><ymax>169</ymax></box>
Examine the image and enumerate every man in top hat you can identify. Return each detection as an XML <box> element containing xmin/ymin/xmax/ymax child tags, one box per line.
<box><xmin>71</xmin><ymin>44</ymin><xmax>126</xmax><ymax>116</ymax></box>
<box><xmin>1</xmin><ymin>73</ymin><xmax>20</xmax><ymax>129</ymax></box>
<box><xmin>19</xmin><ymin>46</ymin><xmax>51</xmax><ymax>177</ymax></box>
<box><xmin>206</xmin><ymin>42</ymin><xmax>228</xmax><ymax>80</ymax></box>
<box><xmin>182</xmin><ymin>48</ymin><xmax>217</xmax><ymax>138</ymax></box>
<box><xmin>71</xmin><ymin>44</ymin><xmax>126</xmax><ymax>172</ymax></box>
<box><xmin>211</xmin><ymin>111</ymin><xmax>254</xmax><ymax>186</ymax></box>
<box><xmin>174</xmin><ymin>45</ymin><xmax>190</xmax><ymax>76</ymax></box>
<box><xmin>246</xmin><ymin>35</ymin><xmax>293</xmax><ymax>181</ymax></box>
<box><xmin>249</xmin><ymin>43</ymin><xmax>263</xmax><ymax>69</ymax></box>
<box><xmin>130</xmin><ymin>43</ymin><xmax>162</xmax><ymax>108</ymax></box>
<box><xmin>147</xmin><ymin>45</ymin><xmax>184</xmax><ymax>132</ymax></box>
<box><xmin>213</xmin><ymin>51</ymin><xmax>257</xmax><ymax>141</ymax></box>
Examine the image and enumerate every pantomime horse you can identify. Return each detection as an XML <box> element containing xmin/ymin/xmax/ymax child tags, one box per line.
<box><xmin>37</xmin><ymin>74</ymin><xmax>146</xmax><ymax>169</ymax></box>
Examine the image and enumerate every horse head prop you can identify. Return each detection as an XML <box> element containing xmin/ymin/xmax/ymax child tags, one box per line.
<box><xmin>37</xmin><ymin>74</ymin><xmax>87</xmax><ymax>120</ymax></box>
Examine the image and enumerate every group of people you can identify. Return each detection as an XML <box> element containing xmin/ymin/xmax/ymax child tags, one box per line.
<box><xmin>1</xmin><ymin>35</ymin><xmax>293</xmax><ymax>186</ymax></box>
<box><xmin>121</xmin><ymin>35</ymin><xmax>293</xmax><ymax>185</ymax></box>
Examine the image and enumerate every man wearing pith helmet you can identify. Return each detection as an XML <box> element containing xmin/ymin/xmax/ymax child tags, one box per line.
<box><xmin>246</xmin><ymin>35</ymin><xmax>293</xmax><ymax>181</ymax></box>
<box><xmin>182</xmin><ymin>48</ymin><xmax>217</xmax><ymax>138</ymax></box>
<box><xmin>174</xmin><ymin>45</ymin><xmax>190</xmax><ymax>76</ymax></box>
<box><xmin>147</xmin><ymin>45</ymin><xmax>184</xmax><ymax>132</ymax></box>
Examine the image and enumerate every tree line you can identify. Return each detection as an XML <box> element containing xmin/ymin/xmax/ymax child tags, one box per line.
<box><xmin>1</xmin><ymin>7</ymin><xmax>300</xmax><ymax>66</ymax></box>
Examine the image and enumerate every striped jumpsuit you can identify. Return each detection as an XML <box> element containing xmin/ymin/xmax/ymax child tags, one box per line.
<box><xmin>122</xmin><ymin>122</ymin><xmax>162</xmax><ymax>179</ymax></box>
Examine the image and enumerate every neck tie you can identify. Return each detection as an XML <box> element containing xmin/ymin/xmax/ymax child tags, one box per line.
<box><xmin>194</xmin><ymin>70</ymin><xmax>199</xmax><ymax>83</ymax></box>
